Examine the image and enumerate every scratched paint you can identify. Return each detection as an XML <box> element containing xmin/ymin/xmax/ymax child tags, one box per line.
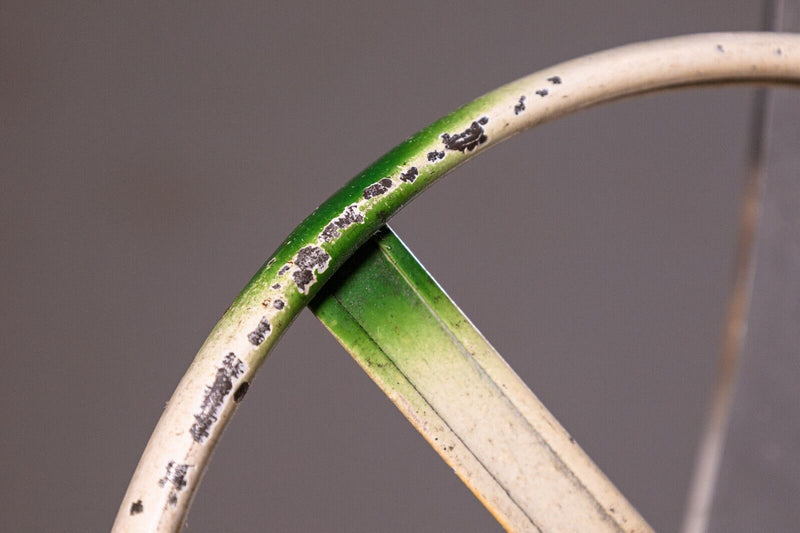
<box><xmin>158</xmin><ymin>461</ymin><xmax>191</xmax><ymax>507</ymax></box>
<box><xmin>189</xmin><ymin>353</ymin><xmax>246</xmax><ymax>443</ymax></box>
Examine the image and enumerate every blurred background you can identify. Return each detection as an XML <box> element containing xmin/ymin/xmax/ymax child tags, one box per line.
<box><xmin>1</xmin><ymin>1</ymin><xmax>793</xmax><ymax>531</ymax></box>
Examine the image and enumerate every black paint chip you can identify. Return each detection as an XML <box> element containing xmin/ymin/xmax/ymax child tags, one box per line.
<box><xmin>130</xmin><ymin>500</ymin><xmax>143</xmax><ymax>515</ymax></box>
<box><xmin>247</xmin><ymin>317</ymin><xmax>271</xmax><ymax>346</ymax></box>
<box><xmin>320</xmin><ymin>205</ymin><xmax>364</xmax><ymax>241</ymax></box>
<box><xmin>158</xmin><ymin>461</ymin><xmax>191</xmax><ymax>507</ymax></box>
<box><xmin>363</xmin><ymin>178</ymin><xmax>393</xmax><ymax>199</ymax></box>
<box><xmin>163</xmin><ymin>464</ymin><xmax>186</xmax><ymax>489</ymax></box>
<box><xmin>295</xmin><ymin>245</ymin><xmax>329</xmax><ymax>270</ymax></box>
<box><xmin>427</xmin><ymin>150</ymin><xmax>445</xmax><ymax>162</ymax></box>
<box><xmin>189</xmin><ymin>353</ymin><xmax>245</xmax><ymax>443</ymax></box>
<box><xmin>441</xmin><ymin>117</ymin><xmax>489</xmax><ymax>153</ymax></box>
<box><xmin>292</xmin><ymin>245</ymin><xmax>330</xmax><ymax>293</ymax></box>
<box><xmin>273</xmin><ymin>299</ymin><xmax>285</xmax><ymax>310</ymax></box>
<box><xmin>400</xmin><ymin>167</ymin><xmax>418</xmax><ymax>183</ymax></box>
<box><xmin>535</xmin><ymin>88</ymin><xmax>548</xmax><ymax>97</ymax></box>
<box><xmin>514</xmin><ymin>96</ymin><xmax>526</xmax><ymax>115</ymax></box>
<box><xmin>292</xmin><ymin>269</ymin><xmax>314</xmax><ymax>292</ymax></box>
<box><xmin>278</xmin><ymin>265</ymin><xmax>290</xmax><ymax>276</ymax></box>
<box><xmin>547</xmin><ymin>76</ymin><xmax>561</xmax><ymax>84</ymax></box>
<box><xmin>233</xmin><ymin>382</ymin><xmax>249</xmax><ymax>403</ymax></box>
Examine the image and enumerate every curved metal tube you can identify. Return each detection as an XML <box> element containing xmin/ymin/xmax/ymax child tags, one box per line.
<box><xmin>113</xmin><ymin>32</ymin><xmax>800</xmax><ymax>532</ymax></box>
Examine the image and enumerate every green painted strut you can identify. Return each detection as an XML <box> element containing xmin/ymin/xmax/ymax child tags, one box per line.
<box><xmin>310</xmin><ymin>227</ymin><xmax>651</xmax><ymax>531</ymax></box>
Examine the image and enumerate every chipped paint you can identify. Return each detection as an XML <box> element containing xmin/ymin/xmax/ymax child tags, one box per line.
<box><xmin>441</xmin><ymin>117</ymin><xmax>489</xmax><ymax>153</ymax></box>
<box><xmin>277</xmin><ymin>264</ymin><xmax>290</xmax><ymax>276</ymax></box>
<box><xmin>292</xmin><ymin>245</ymin><xmax>330</xmax><ymax>293</ymax></box>
<box><xmin>427</xmin><ymin>150</ymin><xmax>445</xmax><ymax>162</ymax></box>
<box><xmin>320</xmin><ymin>204</ymin><xmax>365</xmax><ymax>242</ymax></box>
<box><xmin>363</xmin><ymin>178</ymin><xmax>393</xmax><ymax>199</ymax></box>
<box><xmin>271</xmin><ymin>283</ymin><xmax>281</xmax><ymax>289</ymax></box>
<box><xmin>189</xmin><ymin>353</ymin><xmax>246</xmax><ymax>443</ymax></box>
<box><xmin>273</xmin><ymin>299</ymin><xmax>285</xmax><ymax>310</ymax></box>
<box><xmin>130</xmin><ymin>500</ymin><xmax>143</xmax><ymax>515</ymax></box>
<box><xmin>535</xmin><ymin>88</ymin><xmax>548</xmax><ymax>97</ymax></box>
<box><xmin>247</xmin><ymin>317</ymin><xmax>271</xmax><ymax>346</ymax></box>
<box><xmin>514</xmin><ymin>96</ymin><xmax>526</xmax><ymax>115</ymax></box>
<box><xmin>158</xmin><ymin>461</ymin><xmax>191</xmax><ymax>507</ymax></box>
<box><xmin>295</xmin><ymin>246</ymin><xmax>330</xmax><ymax>271</ymax></box>
<box><xmin>547</xmin><ymin>75</ymin><xmax>562</xmax><ymax>84</ymax></box>
<box><xmin>400</xmin><ymin>166</ymin><xmax>419</xmax><ymax>183</ymax></box>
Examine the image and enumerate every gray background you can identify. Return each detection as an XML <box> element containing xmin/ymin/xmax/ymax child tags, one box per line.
<box><xmin>0</xmin><ymin>2</ymin><xmax>782</xmax><ymax>531</ymax></box>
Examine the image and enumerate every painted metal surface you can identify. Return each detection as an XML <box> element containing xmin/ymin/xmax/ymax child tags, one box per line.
<box><xmin>311</xmin><ymin>227</ymin><xmax>651</xmax><ymax>532</ymax></box>
<box><xmin>112</xmin><ymin>33</ymin><xmax>800</xmax><ymax>531</ymax></box>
